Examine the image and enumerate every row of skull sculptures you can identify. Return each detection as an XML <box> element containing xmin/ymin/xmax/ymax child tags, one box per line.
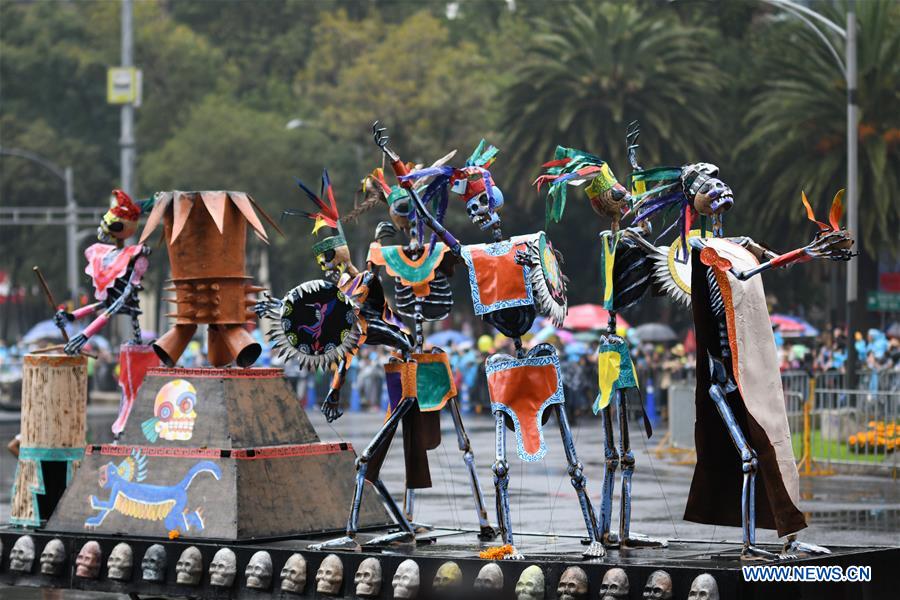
<box><xmin>5</xmin><ymin>535</ymin><xmax>719</xmax><ymax>598</ymax></box>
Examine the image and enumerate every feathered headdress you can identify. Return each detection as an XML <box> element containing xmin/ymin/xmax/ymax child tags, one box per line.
<box><xmin>628</xmin><ymin>166</ymin><xmax>692</xmax><ymax>258</ymax></box>
<box><xmin>283</xmin><ymin>169</ymin><xmax>346</xmax><ymax>255</ymax></box>
<box><xmin>533</xmin><ymin>146</ymin><xmax>621</xmax><ymax>227</ymax></box>
<box><xmin>111</xmin><ymin>189</ymin><xmax>142</xmax><ymax>221</ymax></box>
<box><xmin>400</xmin><ymin>139</ymin><xmax>503</xmax><ymax>211</ymax></box>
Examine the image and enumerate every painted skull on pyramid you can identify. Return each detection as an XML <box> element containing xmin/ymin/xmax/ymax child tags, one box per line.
<box><xmin>142</xmin><ymin>379</ymin><xmax>197</xmax><ymax>442</ymax></box>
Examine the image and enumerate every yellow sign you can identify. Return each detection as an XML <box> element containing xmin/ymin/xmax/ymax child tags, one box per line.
<box><xmin>107</xmin><ymin>67</ymin><xmax>141</xmax><ymax>105</ymax></box>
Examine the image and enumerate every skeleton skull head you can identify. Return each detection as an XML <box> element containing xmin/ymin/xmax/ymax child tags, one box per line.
<box><xmin>452</xmin><ymin>166</ymin><xmax>504</xmax><ymax>230</ymax></box>
<box><xmin>75</xmin><ymin>541</ymin><xmax>101</xmax><ymax>579</ymax></box>
<box><xmin>599</xmin><ymin>568</ymin><xmax>629</xmax><ymax>600</ymax></box>
<box><xmin>315</xmin><ymin>554</ymin><xmax>343</xmax><ymax>595</ymax></box>
<box><xmin>433</xmin><ymin>561</ymin><xmax>463</xmax><ymax>589</ymax></box>
<box><xmin>98</xmin><ymin>190</ymin><xmax>141</xmax><ymax>243</ymax></box>
<box><xmin>209</xmin><ymin>548</ymin><xmax>236</xmax><ymax>587</ymax></box>
<box><xmin>392</xmin><ymin>559</ymin><xmax>420</xmax><ymax>599</ymax></box>
<box><xmin>515</xmin><ymin>565</ymin><xmax>545</xmax><ymax>600</ymax></box>
<box><xmin>175</xmin><ymin>546</ymin><xmax>203</xmax><ymax>585</ymax></box>
<box><xmin>40</xmin><ymin>539</ymin><xmax>66</xmax><ymax>576</ymax></box>
<box><xmin>151</xmin><ymin>379</ymin><xmax>197</xmax><ymax>441</ymax></box>
<box><xmin>354</xmin><ymin>557</ymin><xmax>382</xmax><ymax>597</ymax></box>
<box><xmin>245</xmin><ymin>550</ymin><xmax>273</xmax><ymax>589</ymax></box>
<box><xmin>9</xmin><ymin>535</ymin><xmax>35</xmax><ymax>572</ymax></box>
<box><xmin>643</xmin><ymin>570</ymin><xmax>673</xmax><ymax>599</ymax></box>
<box><xmin>474</xmin><ymin>562</ymin><xmax>504</xmax><ymax>591</ymax></box>
<box><xmin>682</xmin><ymin>163</ymin><xmax>733</xmax><ymax>216</ymax></box>
<box><xmin>107</xmin><ymin>542</ymin><xmax>133</xmax><ymax>581</ymax></box>
<box><xmin>280</xmin><ymin>553</ymin><xmax>307</xmax><ymax>594</ymax></box>
<box><xmin>688</xmin><ymin>573</ymin><xmax>719</xmax><ymax>600</ymax></box>
<box><xmin>556</xmin><ymin>566</ymin><xmax>588</xmax><ymax>600</ymax></box>
<box><xmin>141</xmin><ymin>544</ymin><xmax>167</xmax><ymax>582</ymax></box>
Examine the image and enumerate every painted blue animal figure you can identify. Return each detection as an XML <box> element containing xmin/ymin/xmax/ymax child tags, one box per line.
<box><xmin>84</xmin><ymin>449</ymin><xmax>221</xmax><ymax>533</ymax></box>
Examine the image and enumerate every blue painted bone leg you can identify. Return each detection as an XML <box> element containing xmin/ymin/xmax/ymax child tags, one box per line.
<box><xmin>599</xmin><ymin>405</ymin><xmax>618</xmax><ymax>544</ymax></box>
<box><xmin>449</xmin><ymin>396</ymin><xmax>496</xmax><ymax>540</ymax></box>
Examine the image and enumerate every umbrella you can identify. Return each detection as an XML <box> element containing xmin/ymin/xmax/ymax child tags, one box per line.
<box><xmin>562</xmin><ymin>304</ymin><xmax>631</xmax><ymax>331</ymax></box>
<box><xmin>21</xmin><ymin>319</ymin><xmax>78</xmax><ymax>345</ymax></box>
<box><xmin>426</xmin><ymin>329</ymin><xmax>472</xmax><ymax>348</ymax></box>
<box><xmin>633</xmin><ymin>323</ymin><xmax>678</xmax><ymax>343</ymax></box>
<box><xmin>770</xmin><ymin>314</ymin><xmax>819</xmax><ymax>338</ymax></box>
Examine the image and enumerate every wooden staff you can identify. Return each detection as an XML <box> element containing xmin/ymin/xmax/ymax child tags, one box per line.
<box><xmin>33</xmin><ymin>266</ymin><xmax>69</xmax><ymax>342</ymax></box>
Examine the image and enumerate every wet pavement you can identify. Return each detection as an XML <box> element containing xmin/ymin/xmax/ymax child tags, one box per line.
<box><xmin>0</xmin><ymin>405</ymin><xmax>897</xmax><ymax>598</ymax></box>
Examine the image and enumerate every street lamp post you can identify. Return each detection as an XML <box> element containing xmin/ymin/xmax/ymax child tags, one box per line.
<box><xmin>760</xmin><ymin>0</ymin><xmax>859</xmax><ymax>385</ymax></box>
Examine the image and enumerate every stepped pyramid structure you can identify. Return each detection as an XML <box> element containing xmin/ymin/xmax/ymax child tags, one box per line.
<box><xmin>47</xmin><ymin>367</ymin><xmax>391</xmax><ymax>540</ymax></box>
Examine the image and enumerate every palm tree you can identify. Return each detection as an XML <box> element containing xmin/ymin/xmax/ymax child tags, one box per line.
<box><xmin>499</xmin><ymin>2</ymin><xmax>724</xmax><ymax>201</ymax></box>
<box><xmin>737</xmin><ymin>0</ymin><xmax>900</xmax><ymax>257</ymax></box>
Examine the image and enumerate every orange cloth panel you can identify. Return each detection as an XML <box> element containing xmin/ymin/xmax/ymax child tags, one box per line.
<box><xmin>488</xmin><ymin>363</ymin><xmax>558</xmax><ymax>456</ymax></box>
<box><xmin>470</xmin><ymin>246</ymin><xmax>528</xmax><ymax>308</ymax></box>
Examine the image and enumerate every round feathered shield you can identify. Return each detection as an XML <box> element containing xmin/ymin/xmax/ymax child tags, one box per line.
<box><xmin>263</xmin><ymin>279</ymin><xmax>362</xmax><ymax>370</ymax></box>
<box><xmin>528</xmin><ymin>232</ymin><xmax>568</xmax><ymax>327</ymax></box>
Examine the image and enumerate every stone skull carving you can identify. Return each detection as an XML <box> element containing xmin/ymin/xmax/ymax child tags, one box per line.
<box><xmin>474</xmin><ymin>562</ymin><xmax>504</xmax><ymax>592</ymax></box>
<box><xmin>557</xmin><ymin>566</ymin><xmax>588</xmax><ymax>600</ymax></box>
<box><xmin>40</xmin><ymin>539</ymin><xmax>66</xmax><ymax>576</ymax></box>
<box><xmin>599</xmin><ymin>568</ymin><xmax>629</xmax><ymax>600</ymax></box>
<box><xmin>434</xmin><ymin>561</ymin><xmax>463</xmax><ymax>590</ymax></box>
<box><xmin>209</xmin><ymin>548</ymin><xmax>236</xmax><ymax>587</ymax></box>
<box><xmin>392</xmin><ymin>559</ymin><xmax>420</xmax><ymax>599</ymax></box>
<box><xmin>643</xmin><ymin>570</ymin><xmax>673</xmax><ymax>599</ymax></box>
<box><xmin>9</xmin><ymin>535</ymin><xmax>35</xmax><ymax>573</ymax></box>
<box><xmin>354</xmin><ymin>557</ymin><xmax>382</xmax><ymax>597</ymax></box>
<box><xmin>175</xmin><ymin>546</ymin><xmax>203</xmax><ymax>585</ymax></box>
<box><xmin>688</xmin><ymin>574</ymin><xmax>719</xmax><ymax>600</ymax></box>
<box><xmin>141</xmin><ymin>544</ymin><xmax>167</xmax><ymax>582</ymax></box>
<box><xmin>75</xmin><ymin>541</ymin><xmax>101</xmax><ymax>579</ymax></box>
<box><xmin>107</xmin><ymin>542</ymin><xmax>133</xmax><ymax>581</ymax></box>
<box><xmin>245</xmin><ymin>550</ymin><xmax>273</xmax><ymax>589</ymax></box>
<box><xmin>515</xmin><ymin>565</ymin><xmax>545</xmax><ymax>600</ymax></box>
<box><xmin>280</xmin><ymin>553</ymin><xmax>307</xmax><ymax>594</ymax></box>
<box><xmin>316</xmin><ymin>554</ymin><xmax>343</xmax><ymax>595</ymax></box>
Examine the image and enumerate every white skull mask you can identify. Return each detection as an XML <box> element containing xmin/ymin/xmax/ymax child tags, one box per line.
<box><xmin>557</xmin><ymin>566</ymin><xmax>588</xmax><ymax>600</ymax></box>
<box><xmin>141</xmin><ymin>544</ymin><xmax>167</xmax><ymax>581</ymax></box>
<box><xmin>40</xmin><ymin>539</ymin><xmax>66</xmax><ymax>576</ymax></box>
<box><xmin>354</xmin><ymin>557</ymin><xmax>382</xmax><ymax>597</ymax></box>
<box><xmin>9</xmin><ymin>535</ymin><xmax>35</xmax><ymax>572</ymax></box>
<box><xmin>280</xmin><ymin>553</ymin><xmax>307</xmax><ymax>593</ymax></box>
<box><xmin>316</xmin><ymin>554</ymin><xmax>343</xmax><ymax>595</ymax></box>
<box><xmin>209</xmin><ymin>548</ymin><xmax>236</xmax><ymax>587</ymax></box>
<box><xmin>245</xmin><ymin>550</ymin><xmax>273</xmax><ymax>589</ymax></box>
<box><xmin>75</xmin><ymin>541</ymin><xmax>101</xmax><ymax>579</ymax></box>
<box><xmin>175</xmin><ymin>546</ymin><xmax>203</xmax><ymax>585</ymax></box>
<box><xmin>392</xmin><ymin>559</ymin><xmax>420</xmax><ymax>599</ymax></box>
<box><xmin>107</xmin><ymin>543</ymin><xmax>133</xmax><ymax>581</ymax></box>
<box><xmin>515</xmin><ymin>565</ymin><xmax>545</xmax><ymax>600</ymax></box>
<box><xmin>600</xmin><ymin>568</ymin><xmax>629</xmax><ymax>600</ymax></box>
<box><xmin>474</xmin><ymin>563</ymin><xmax>503</xmax><ymax>591</ymax></box>
<box><xmin>151</xmin><ymin>379</ymin><xmax>198</xmax><ymax>441</ymax></box>
<box><xmin>643</xmin><ymin>570</ymin><xmax>673</xmax><ymax>599</ymax></box>
<box><xmin>688</xmin><ymin>574</ymin><xmax>719</xmax><ymax>600</ymax></box>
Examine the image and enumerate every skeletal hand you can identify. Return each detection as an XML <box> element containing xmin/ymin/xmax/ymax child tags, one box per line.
<box><xmin>65</xmin><ymin>333</ymin><xmax>89</xmax><ymax>355</ymax></box>
<box><xmin>252</xmin><ymin>293</ymin><xmax>282</xmax><ymax>319</ymax></box>
<box><xmin>373</xmin><ymin>121</ymin><xmax>390</xmax><ymax>150</ymax></box>
<box><xmin>805</xmin><ymin>229</ymin><xmax>856</xmax><ymax>262</ymax></box>
<box><xmin>54</xmin><ymin>309</ymin><xmax>74</xmax><ymax>331</ymax></box>
<box><xmin>321</xmin><ymin>389</ymin><xmax>344</xmax><ymax>423</ymax></box>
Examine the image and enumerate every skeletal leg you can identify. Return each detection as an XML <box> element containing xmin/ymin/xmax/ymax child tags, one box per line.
<box><xmin>449</xmin><ymin>396</ymin><xmax>496</xmax><ymax>540</ymax></box>
<box><xmin>556</xmin><ymin>404</ymin><xmax>604</xmax><ymax>558</ymax></box>
<box><xmin>311</xmin><ymin>397</ymin><xmax>415</xmax><ymax>551</ymax></box>
<box><xmin>402</xmin><ymin>488</ymin><xmax>416</xmax><ymax>524</ymax></box>
<box><xmin>372</xmin><ymin>479</ymin><xmax>414</xmax><ymax>535</ymax></box>
<box><xmin>130</xmin><ymin>313</ymin><xmax>143</xmax><ymax>345</ymax></box>
<box><xmin>599</xmin><ymin>405</ymin><xmax>618</xmax><ymax>545</ymax></box>
<box><xmin>491</xmin><ymin>410</ymin><xmax>519</xmax><ymax>557</ymax></box>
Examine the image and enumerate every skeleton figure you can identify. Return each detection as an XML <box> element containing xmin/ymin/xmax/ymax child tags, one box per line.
<box><xmin>209</xmin><ymin>548</ymin><xmax>237</xmax><ymax>587</ymax></box>
<box><xmin>55</xmin><ymin>189</ymin><xmax>151</xmax><ymax>355</ymax></box>
<box><xmin>599</xmin><ymin>568</ymin><xmax>629</xmax><ymax>600</ymax></box>
<box><xmin>352</xmin><ymin>160</ymin><xmax>494</xmax><ymax>543</ymax></box>
<box><xmin>643</xmin><ymin>570</ymin><xmax>673</xmax><ymax>599</ymax></box>
<box><xmin>392</xmin><ymin>559</ymin><xmax>420</xmax><ymax>599</ymax></box>
<box><xmin>75</xmin><ymin>541</ymin><xmax>101</xmax><ymax>579</ymax></box>
<box><xmin>106</xmin><ymin>542</ymin><xmax>133</xmax><ymax>581</ymax></box>
<box><xmin>354</xmin><ymin>557</ymin><xmax>382</xmax><ymax>597</ymax></box>
<box><xmin>515</xmin><ymin>565</ymin><xmax>545</xmax><ymax>600</ymax></box>
<box><xmin>245</xmin><ymin>550</ymin><xmax>273</xmax><ymax>589</ymax></box>
<box><xmin>280</xmin><ymin>553</ymin><xmax>307</xmax><ymax>594</ymax></box>
<box><xmin>315</xmin><ymin>554</ymin><xmax>343</xmax><ymax>595</ymax></box>
<box><xmin>556</xmin><ymin>566</ymin><xmax>588</xmax><ymax>600</ymax></box>
<box><xmin>175</xmin><ymin>546</ymin><xmax>202</xmax><ymax>585</ymax></box>
<box><xmin>375</xmin><ymin>122</ymin><xmax>602</xmax><ymax>559</ymax></box>
<box><xmin>433</xmin><ymin>561</ymin><xmax>463</xmax><ymax>589</ymax></box>
<box><xmin>9</xmin><ymin>535</ymin><xmax>35</xmax><ymax>572</ymax></box>
<box><xmin>687</xmin><ymin>574</ymin><xmax>719</xmax><ymax>600</ymax></box>
<box><xmin>40</xmin><ymin>539</ymin><xmax>66</xmax><ymax>576</ymax></box>
<box><xmin>624</xmin><ymin>126</ymin><xmax>850</xmax><ymax>559</ymax></box>
<box><xmin>474</xmin><ymin>563</ymin><xmax>504</xmax><ymax>591</ymax></box>
<box><xmin>141</xmin><ymin>544</ymin><xmax>167</xmax><ymax>582</ymax></box>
